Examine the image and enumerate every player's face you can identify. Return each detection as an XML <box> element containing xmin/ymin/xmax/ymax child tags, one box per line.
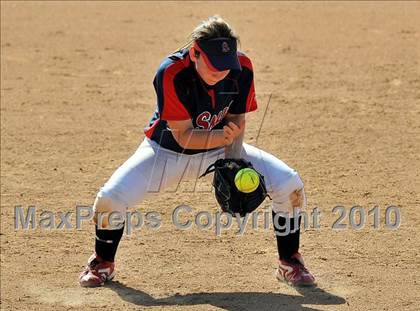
<box><xmin>192</xmin><ymin>51</ymin><xmax>230</xmax><ymax>85</ymax></box>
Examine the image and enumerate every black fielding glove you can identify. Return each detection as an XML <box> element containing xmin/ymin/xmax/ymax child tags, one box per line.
<box><xmin>200</xmin><ymin>158</ymin><xmax>270</xmax><ymax>217</ymax></box>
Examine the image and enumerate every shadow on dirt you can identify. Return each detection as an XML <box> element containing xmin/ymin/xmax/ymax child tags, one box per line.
<box><xmin>105</xmin><ymin>281</ymin><xmax>346</xmax><ymax>311</ymax></box>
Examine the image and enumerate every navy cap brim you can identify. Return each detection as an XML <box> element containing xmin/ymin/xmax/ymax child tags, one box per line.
<box><xmin>196</xmin><ymin>38</ymin><xmax>241</xmax><ymax>71</ymax></box>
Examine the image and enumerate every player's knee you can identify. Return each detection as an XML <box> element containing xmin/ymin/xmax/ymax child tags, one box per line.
<box><xmin>93</xmin><ymin>192</ymin><xmax>126</xmax><ymax>229</ymax></box>
<box><xmin>271</xmin><ymin>173</ymin><xmax>306</xmax><ymax>214</ymax></box>
<box><xmin>289</xmin><ymin>187</ymin><xmax>306</xmax><ymax>210</ymax></box>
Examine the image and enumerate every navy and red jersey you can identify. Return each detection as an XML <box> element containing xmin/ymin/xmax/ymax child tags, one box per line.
<box><xmin>144</xmin><ymin>48</ymin><xmax>257</xmax><ymax>154</ymax></box>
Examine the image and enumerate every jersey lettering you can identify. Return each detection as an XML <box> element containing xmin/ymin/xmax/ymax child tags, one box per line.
<box><xmin>196</xmin><ymin>106</ymin><xmax>229</xmax><ymax>130</ymax></box>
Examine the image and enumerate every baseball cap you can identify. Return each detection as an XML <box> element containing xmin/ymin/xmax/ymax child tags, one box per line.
<box><xmin>193</xmin><ymin>37</ymin><xmax>241</xmax><ymax>72</ymax></box>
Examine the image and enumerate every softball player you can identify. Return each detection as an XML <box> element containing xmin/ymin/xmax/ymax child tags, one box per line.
<box><xmin>79</xmin><ymin>15</ymin><xmax>315</xmax><ymax>287</ymax></box>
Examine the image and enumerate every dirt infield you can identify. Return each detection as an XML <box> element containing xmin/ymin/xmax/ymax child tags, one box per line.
<box><xmin>1</xmin><ymin>2</ymin><xmax>419</xmax><ymax>310</ymax></box>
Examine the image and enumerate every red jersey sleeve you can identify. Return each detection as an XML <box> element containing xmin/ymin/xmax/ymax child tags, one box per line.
<box><xmin>159</xmin><ymin>62</ymin><xmax>191</xmax><ymax>121</ymax></box>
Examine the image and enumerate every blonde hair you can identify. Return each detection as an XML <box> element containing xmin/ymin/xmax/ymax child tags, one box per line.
<box><xmin>177</xmin><ymin>15</ymin><xmax>240</xmax><ymax>51</ymax></box>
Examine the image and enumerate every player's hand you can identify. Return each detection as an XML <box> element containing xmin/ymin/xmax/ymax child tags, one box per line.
<box><xmin>223</xmin><ymin>120</ymin><xmax>244</xmax><ymax>145</ymax></box>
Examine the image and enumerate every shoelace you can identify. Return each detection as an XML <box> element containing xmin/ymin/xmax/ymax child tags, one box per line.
<box><xmin>87</xmin><ymin>258</ymin><xmax>108</xmax><ymax>280</ymax></box>
<box><xmin>288</xmin><ymin>257</ymin><xmax>309</xmax><ymax>274</ymax></box>
<box><xmin>88</xmin><ymin>258</ymin><xmax>101</xmax><ymax>269</ymax></box>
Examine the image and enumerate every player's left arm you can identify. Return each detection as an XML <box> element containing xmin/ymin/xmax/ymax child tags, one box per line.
<box><xmin>224</xmin><ymin>113</ymin><xmax>245</xmax><ymax>159</ymax></box>
<box><xmin>224</xmin><ymin>54</ymin><xmax>257</xmax><ymax>159</ymax></box>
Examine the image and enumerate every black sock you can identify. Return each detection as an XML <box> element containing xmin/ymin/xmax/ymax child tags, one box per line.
<box><xmin>272</xmin><ymin>211</ymin><xmax>301</xmax><ymax>260</ymax></box>
<box><xmin>95</xmin><ymin>223</ymin><xmax>124</xmax><ymax>262</ymax></box>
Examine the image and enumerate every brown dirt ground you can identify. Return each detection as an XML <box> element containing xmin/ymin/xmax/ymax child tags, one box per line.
<box><xmin>1</xmin><ymin>2</ymin><xmax>420</xmax><ymax>310</ymax></box>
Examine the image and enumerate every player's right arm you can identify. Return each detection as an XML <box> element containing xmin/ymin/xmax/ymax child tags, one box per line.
<box><xmin>167</xmin><ymin>119</ymin><xmax>242</xmax><ymax>150</ymax></box>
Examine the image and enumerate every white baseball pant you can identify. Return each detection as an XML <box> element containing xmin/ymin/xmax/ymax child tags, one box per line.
<box><xmin>93</xmin><ymin>137</ymin><xmax>305</xmax><ymax>224</ymax></box>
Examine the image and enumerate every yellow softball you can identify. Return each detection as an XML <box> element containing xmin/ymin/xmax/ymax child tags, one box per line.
<box><xmin>234</xmin><ymin>168</ymin><xmax>260</xmax><ymax>193</ymax></box>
